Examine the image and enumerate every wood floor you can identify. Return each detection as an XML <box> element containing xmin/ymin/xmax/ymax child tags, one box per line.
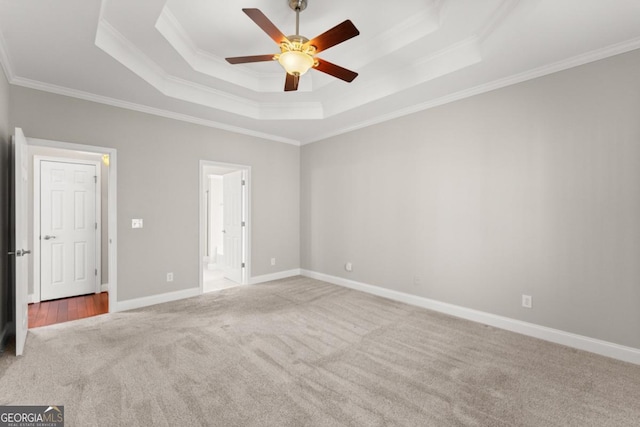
<box><xmin>28</xmin><ymin>292</ymin><xmax>109</xmax><ymax>329</ymax></box>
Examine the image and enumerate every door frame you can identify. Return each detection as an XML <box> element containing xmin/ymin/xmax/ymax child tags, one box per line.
<box><xmin>33</xmin><ymin>156</ymin><xmax>102</xmax><ymax>303</ymax></box>
<box><xmin>199</xmin><ymin>160</ymin><xmax>251</xmax><ymax>293</ymax></box>
<box><xmin>28</xmin><ymin>137</ymin><xmax>117</xmax><ymax>313</ymax></box>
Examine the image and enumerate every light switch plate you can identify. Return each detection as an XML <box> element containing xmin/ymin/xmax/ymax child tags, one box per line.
<box><xmin>132</xmin><ymin>219</ymin><xmax>143</xmax><ymax>229</ymax></box>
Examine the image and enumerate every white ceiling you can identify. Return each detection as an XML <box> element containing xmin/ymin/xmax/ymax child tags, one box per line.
<box><xmin>1</xmin><ymin>0</ymin><xmax>639</xmax><ymax>145</ymax></box>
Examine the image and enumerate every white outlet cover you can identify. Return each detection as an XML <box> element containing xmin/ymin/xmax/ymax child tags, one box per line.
<box><xmin>132</xmin><ymin>218</ymin><xmax>143</xmax><ymax>229</ymax></box>
<box><xmin>522</xmin><ymin>294</ymin><xmax>532</xmax><ymax>308</ymax></box>
<box><xmin>271</xmin><ymin>258</ymin><xmax>276</xmax><ymax>266</ymax></box>
<box><xmin>345</xmin><ymin>262</ymin><xmax>353</xmax><ymax>272</ymax></box>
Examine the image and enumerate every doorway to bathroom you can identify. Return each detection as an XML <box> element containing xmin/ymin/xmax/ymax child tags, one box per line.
<box><xmin>200</xmin><ymin>161</ymin><xmax>250</xmax><ymax>293</ymax></box>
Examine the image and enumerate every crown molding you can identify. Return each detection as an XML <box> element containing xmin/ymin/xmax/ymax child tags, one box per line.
<box><xmin>10</xmin><ymin>76</ymin><xmax>301</xmax><ymax>146</ymax></box>
<box><xmin>155</xmin><ymin>7</ymin><xmax>289</xmax><ymax>93</ymax></box>
<box><xmin>323</xmin><ymin>36</ymin><xmax>482</xmax><ymax>119</ymax></box>
<box><xmin>302</xmin><ymin>36</ymin><xmax>640</xmax><ymax>144</ymax></box>
<box><xmin>96</xmin><ymin>18</ymin><xmax>324</xmax><ymax>120</ymax></box>
<box><xmin>94</xmin><ymin>0</ymin><xmax>512</xmax><ymax>122</ymax></box>
<box><xmin>157</xmin><ymin>3</ymin><xmax>442</xmax><ymax>94</ymax></box>
<box><xmin>96</xmin><ymin>18</ymin><xmax>257</xmax><ymax>118</ymax></box>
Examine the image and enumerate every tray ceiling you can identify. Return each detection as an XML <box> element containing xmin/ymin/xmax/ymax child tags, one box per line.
<box><xmin>1</xmin><ymin>0</ymin><xmax>639</xmax><ymax>145</ymax></box>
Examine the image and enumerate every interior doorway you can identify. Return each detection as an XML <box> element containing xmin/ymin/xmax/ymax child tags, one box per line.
<box><xmin>200</xmin><ymin>161</ymin><xmax>251</xmax><ymax>293</ymax></box>
<box><xmin>28</xmin><ymin>137</ymin><xmax>117</xmax><ymax>315</ymax></box>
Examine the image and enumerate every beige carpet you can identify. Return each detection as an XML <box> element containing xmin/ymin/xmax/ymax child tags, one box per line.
<box><xmin>1</xmin><ymin>276</ymin><xmax>639</xmax><ymax>426</ymax></box>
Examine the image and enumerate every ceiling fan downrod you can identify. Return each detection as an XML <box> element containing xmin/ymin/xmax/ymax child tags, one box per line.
<box><xmin>289</xmin><ymin>0</ymin><xmax>308</xmax><ymax>35</ymax></box>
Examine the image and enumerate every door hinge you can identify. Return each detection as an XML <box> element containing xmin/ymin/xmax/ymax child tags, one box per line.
<box><xmin>241</xmin><ymin>262</ymin><xmax>245</xmax><ymax>268</ymax></box>
<box><xmin>95</xmin><ymin>268</ymin><xmax>98</xmax><ymax>276</ymax></box>
<box><xmin>95</xmin><ymin>222</ymin><xmax>98</xmax><ymax>230</ymax></box>
<box><xmin>241</xmin><ymin>179</ymin><xmax>246</xmax><ymax>186</ymax></box>
<box><xmin>241</xmin><ymin>221</ymin><xmax>246</xmax><ymax>227</ymax></box>
<box><xmin>94</xmin><ymin>175</ymin><xmax>97</xmax><ymax>183</ymax></box>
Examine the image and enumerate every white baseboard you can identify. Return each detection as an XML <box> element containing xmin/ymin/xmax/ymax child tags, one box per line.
<box><xmin>207</xmin><ymin>263</ymin><xmax>217</xmax><ymax>270</ymax></box>
<box><xmin>27</xmin><ymin>294</ymin><xmax>37</xmax><ymax>304</ymax></box>
<box><xmin>249</xmin><ymin>269</ymin><xmax>301</xmax><ymax>285</ymax></box>
<box><xmin>101</xmin><ymin>283</ymin><xmax>109</xmax><ymax>292</ymax></box>
<box><xmin>113</xmin><ymin>287</ymin><xmax>201</xmax><ymax>312</ymax></box>
<box><xmin>301</xmin><ymin>269</ymin><xmax>640</xmax><ymax>365</ymax></box>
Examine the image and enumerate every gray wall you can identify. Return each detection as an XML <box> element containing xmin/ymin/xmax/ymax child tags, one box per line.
<box><xmin>302</xmin><ymin>49</ymin><xmax>640</xmax><ymax>349</ymax></box>
<box><xmin>27</xmin><ymin>146</ymin><xmax>109</xmax><ymax>296</ymax></box>
<box><xmin>0</xmin><ymin>65</ymin><xmax>9</xmax><ymax>343</ymax></box>
<box><xmin>10</xmin><ymin>87</ymin><xmax>300</xmax><ymax>302</ymax></box>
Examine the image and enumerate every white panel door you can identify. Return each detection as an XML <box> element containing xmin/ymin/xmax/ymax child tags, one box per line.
<box><xmin>40</xmin><ymin>161</ymin><xmax>97</xmax><ymax>301</ymax></box>
<box><xmin>222</xmin><ymin>171</ymin><xmax>243</xmax><ymax>283</ymax></box>
<box><xmin>13</xmin><ymin>128</ymin><xmax>30</xmax><ymax>356</ymax></box>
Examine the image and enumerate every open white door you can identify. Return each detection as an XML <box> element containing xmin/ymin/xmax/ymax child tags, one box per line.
<box><xmin>12</xmin><ymin>128</ymin><xmax>30</xmax><ymax>356</ymax></box>
<box><xmin>222</xmin><ymin>171</ymin><xmax>243</xmax><ymax>283</ymax></box>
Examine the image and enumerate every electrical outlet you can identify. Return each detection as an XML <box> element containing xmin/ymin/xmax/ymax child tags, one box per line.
<box><xmin>345</xmin><ymin>262</ymin><xmax>353</xmax><ymax>272</ymax></box>
<box><xmin>167</xmin><ymin>272</ymin><xmax>174</xmax><ymax>282</ymax></box>
<box><xmin>522</xmin><ymin>294</ymin><xmax>532</xmax><ymax>308</ymax></box>
<box><xmin>413</xmin><ymin>276</ymin><xmax>421</xmax><ymax>286</ymax></box>
<box><xmin>132</xmin><ymin>218</ymin><xmax>143</xmax><ymax>229</ymax></box>
<box><xmin>271</xmin><ymin>258</ymin><xmax>276</xmax><ymax>266</ymax></box>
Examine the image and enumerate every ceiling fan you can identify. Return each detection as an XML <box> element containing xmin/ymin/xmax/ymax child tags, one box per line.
<box><xmin>225</xmin><ymin>0</ymin><xmax>360</xmax><ymax>92</ymax></box>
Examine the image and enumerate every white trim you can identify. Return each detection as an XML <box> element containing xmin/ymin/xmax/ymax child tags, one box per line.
<box><xmin>155</xmin><ymin>2</ymin><xmax>440</xmax><ymax>94</ymax></box>
<box><xmin>27</xmin><ymin>294</ymin><xmax>37</xmax><ymax>304</ymax></box>
<box><xmin>249</xmin><ymin>269</ymin><xmax>302</xmax><ymax>285</ymax></box>
<box><xmin>101</xmin><ymin>283</ymin><xmax>109</xmax><ymax>292</ymax></box>
<box><xmin>155</xmin><ymin>6</ymin><xmax>293</xmax><ymax>92</ymax></box>
<box><xmin>28</xmin><ymin>138</ymin><xmax>118</xmax><ymax>314</ymax></box>
<box><xmin>113</xmin><ymin>288</ymin><xmax>201</xmax><ymax>312</ymax></box>
<box><xmin>199</xmin><ymin>161</ymin><xmax>252</xmax><ymax>294</ymax></box>
<box><xmin>33</xmin><ymin>155</ymin><xmax>102</xmax><ymax>303</ymax></box>
<box><xmin>301</xmin><ymin>35</ymin><xmax>640</xmax><ymax>145</ymax></box>
<box><xmin>95</xmin><ymin>19</ymin><xmax>324</xmax><ymax>120</ymax></box>
<box><xmin>300</xmin><ymin>269</ymin><xmax>640</xmax><ymax>365</ymax></box>
<box><xmin>9</xmin><ymin>76</ymin><xmax>301</xmax><ymax>146</ymax></box>
<box><xmin>6</xmin><ymin>34</ymin><xmax>638</xmax><ymax>147</ymax></box>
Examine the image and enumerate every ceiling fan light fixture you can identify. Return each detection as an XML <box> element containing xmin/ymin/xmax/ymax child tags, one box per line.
<box><xmin>278</xmin><ymin>50</ymin><xmax>314</xmax><ymax>76</ymax></box>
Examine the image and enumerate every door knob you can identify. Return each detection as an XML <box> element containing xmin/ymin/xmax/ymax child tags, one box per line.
<box><xmin>43</xmin><ymin>235</ymin><xmax>56</xmax><ymax>240</ymax></box>
<box><xmin>11</xmin><ymin>249</ymin><xmax>31</xmax><ymax>257</ymax></box>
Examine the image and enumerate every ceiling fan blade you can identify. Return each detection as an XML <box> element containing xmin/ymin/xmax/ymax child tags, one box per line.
<box><xmin>314</xmin><ymin>59</ymin><xmax>358</xmax><ymax>82</ymax></box>
<box><xmin>284</xmin><ymin>73</ymin><xmax>299</xmax><ymax>92</ymax></box>
<box><xmin>305</xmin><ymin>20</ymin><xmax>359</xmax><ymax>54</ymax></box>
<box><xmin>226</xmin><ymin>54</ymin><xmax>275</xmax><ymax>64</ymax></box>
<box><xmin>242</xmin><ymin>8</ymin><xmax>288</xmax><ymax>45</ymax></box>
